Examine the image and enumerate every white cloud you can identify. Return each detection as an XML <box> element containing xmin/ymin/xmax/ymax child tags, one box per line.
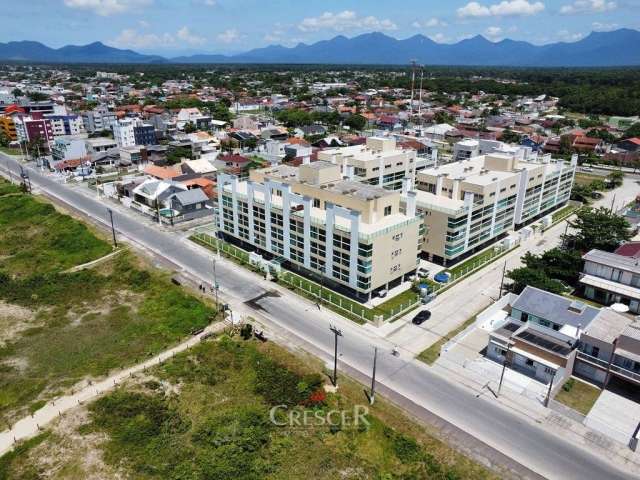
<box><xmin>560</xmin><ymin>0</ymin><xmax>616</xmax><ymax>14</ymax></box>
<box><xmin>298</xmin><ymin>10</ymin><xmax>397</xmax><ymax>32</ymax></box>
<box><xmin>557</xmin><ymin>29</ymin><xmax>586</xmax><ymax>41</ymax></box>
<box><xmin>413</xmin><ymin>17</ymin><xmax>448</xmax><ymax>28</ymax></box>
<box><xmin>63</xmin><ymin>0</ymin><xmax>152</xmax><ymax>16</ymax></box>
<box><xmin>485</xmin><ymin>26</ymin><xmax>504</xmax><ymax>39</ymax></box>
<box><xmin>177</xmin><ymin>27</ymin><xmax>206</xmax><ymax>45</ymax></box>
<box><xmin>110</xmin><ymin>25</ymin><xmax>206</xmax><ymax>49</ymax></box>
<box><xmin>457</xmin><ymin>0</ymin><xmax>544</xmax><ymax>18</ymax></box>
<box><xmin>429</xmin><ymin>33</ymin><xmax>451</xmax><ymax>43</ymax></box>
<box><xmin>217</xmin><ymin>29</ymin><xmax>242</xmax><ymax>44</ymax></box>
<box><xmin>138</xmin><ymin>19</ymin><xmax>150</xmax><ymax>28</ymax></box>
<box><xmin>592</xmin><ymin>21</ymin><xmax>618</xmax><ymax>31</ymax></box>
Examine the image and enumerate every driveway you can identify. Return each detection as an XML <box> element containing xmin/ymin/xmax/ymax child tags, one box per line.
<box><xmin>586</xmin><ymin>390</ymin><xmax>640</xmax><ymax>445</ymax></box>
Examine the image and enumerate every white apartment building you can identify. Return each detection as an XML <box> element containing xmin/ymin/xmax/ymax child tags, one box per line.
<box><xmin>317</xmin><ymin>136</ymin><xmax>417</xmax><ymax>191</ymax></box>
<box><xmin>82</xmin><ymin>106</ymin><xmax>117</xmax><ymax>133</ymax></box>
<box><xmin>112</xmin><ymin>118</ymin><xmax>136</xmax><ymax>148</ymax></box>
<box><xmin>217</xmin><ymin>161</ymin><xmax>423</xmax><ymax>300</ymax></box>
<box><xmin>413</xmin><ymin>151</ymin><xmax>576</xmax><ymax>264</ymax></box>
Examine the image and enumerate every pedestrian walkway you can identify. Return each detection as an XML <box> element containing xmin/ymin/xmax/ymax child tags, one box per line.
<box><xmin>0</xmin><ymin>321</ymin><xmax>226</xmax><ymax>457</ymax></box>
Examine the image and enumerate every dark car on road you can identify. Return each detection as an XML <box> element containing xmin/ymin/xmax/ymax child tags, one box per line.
<box><xmin>412</xmin><ymin>310</ymin><xmax>431</xmax><ymax>325</ymax></box>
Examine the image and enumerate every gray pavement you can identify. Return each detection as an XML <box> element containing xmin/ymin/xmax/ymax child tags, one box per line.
<box><xmin>0</xmin><ymin>154</ymin><xmax>638</xmax><ymax>480</ymax></box>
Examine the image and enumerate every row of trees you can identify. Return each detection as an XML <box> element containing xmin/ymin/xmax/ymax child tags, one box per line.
<box><xmin>507</xmin><ymin>207</ymin><xmax>632</xmax><ymax>294</ymax></box>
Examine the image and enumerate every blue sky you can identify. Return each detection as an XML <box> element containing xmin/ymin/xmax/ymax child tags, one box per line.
<box><xmin>1</xmin><ymin>0</ymin><xmax>638</xmax><ymax>55</ymax></box>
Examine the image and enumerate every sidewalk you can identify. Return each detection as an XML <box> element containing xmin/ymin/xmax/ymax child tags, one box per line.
<box><xmin>430</xmin><ymin>341</ymin><xmax>640</xmax><ymax>475</ymax></box>
<box><xmin>0</xmin><ymin>321</ymin><xmax>226</xmax><ymax>458</ymax></box>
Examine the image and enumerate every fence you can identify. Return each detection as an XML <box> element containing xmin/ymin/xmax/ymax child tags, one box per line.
<box><xmin>191</xmin><ymin>230</ymin><xmax>419</xmax><ymax>324</ymax></box>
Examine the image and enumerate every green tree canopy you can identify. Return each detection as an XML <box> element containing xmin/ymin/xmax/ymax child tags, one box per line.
<box><xmin>506</xmin><ymin>267</ymin><xmax>566</xmax><ymax>295</ymax></box>
<box><xmin>565</xmin><ymin>207</ymin><xmax>632</xmax><ymax>252</ymax></box>
<box><xmin>344</xmin><ymin>114</ymin><xmax>367</xmax><ymax>131</ymax></box>
<box><xmin>624</xmin><ymin>123</ymin><xmax>640</xmax><ymax>139</ymax></box>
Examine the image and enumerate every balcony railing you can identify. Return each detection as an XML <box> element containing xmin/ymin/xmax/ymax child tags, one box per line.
<box><xmin>577</xmin><ymin>351</ymin><xmax>640</xmax><ymax>383</ymax></box>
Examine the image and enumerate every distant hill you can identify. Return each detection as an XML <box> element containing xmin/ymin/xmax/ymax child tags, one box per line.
<box><xmin>1</xmin><ymin>29</ymin><xmax>639</xmax><ymax>66</ymax></box>
<box><xmin>0</xmin><ymin>41</ymin><xmax>164</xmax><ymax>63</ymax></box>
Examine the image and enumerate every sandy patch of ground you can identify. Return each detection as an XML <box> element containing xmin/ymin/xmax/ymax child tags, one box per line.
<box><xmin>26</xmin><ymin>406</ymin><xmax>127</xmax><ymax>480</ymax></box>
<box><xmin>0</xmin><ymin>301</ymin><xmax>37</xmax><ymax>347</ymax></box>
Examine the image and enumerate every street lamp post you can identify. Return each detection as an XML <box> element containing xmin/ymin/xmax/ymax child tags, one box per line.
<box><xmin>329</xmin><ymin>325</ymin><xmax>343</xmax><ymax>387</ymax></box>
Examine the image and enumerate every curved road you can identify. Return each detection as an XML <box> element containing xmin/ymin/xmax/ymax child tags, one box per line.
<box><xmin>1</xmin><ymin>155</ymin><xmax>637</xmax><ymax>480</ymax></box>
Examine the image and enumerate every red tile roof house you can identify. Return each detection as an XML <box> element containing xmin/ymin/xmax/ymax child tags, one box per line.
<box><xmin>219</xmin><ymin>153</ymin><xmax>251</xmax><ymax>170</ymax></box>
<box><xmin>614</xmin><ymin>242</ymin><xmax>640</xmax><ymax>258</ymax></box>
<box><xmin>571</xmin><ymin>134</ymin><xmax>604</xmax><ymax>153</ymax></box>
<box><xmin>143</xmin><ymin>165</ymin><xmax>182</xmax><ymax>180</ymax></box>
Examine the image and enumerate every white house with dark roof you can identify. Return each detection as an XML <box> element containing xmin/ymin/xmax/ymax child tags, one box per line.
<box><xmin>487</xmin><ymin>286</ymin><xmax>600</xmax><ymax>385</ymax></box>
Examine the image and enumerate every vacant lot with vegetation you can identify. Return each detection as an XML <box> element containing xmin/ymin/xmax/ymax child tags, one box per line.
<box><xmin>0</xmin><ymin>182</ymin><xmax>215</xmax><ymax>425</ymax></box>
<box><xmin>1</xmin><ymin>336</ymin><xmax>499</xmax><ymax>480</ymax></box>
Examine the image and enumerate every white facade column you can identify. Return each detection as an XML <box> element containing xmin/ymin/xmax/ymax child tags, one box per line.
<box><xmin>324</xmin><ymin>202</ymin><xmax>335</xmax><ymax>278</ymax></box>
<box><xmin>302</xmin><ymin>196</ymin><xmax>312</xmax><ymax>269</ymax></box>
<box><xmin>536</xmin><ymin>173</ymin><xmax>546</xmax><ymax>215</ymax></box>
<box><xmin>406</xmin><ymin>191</ymin><xmax>417</xmax><ymax>217</ymax></box>
<box><xmin>432</xmin><ymin>147</ymin><xmax>439</xmax><ymax>168</ymax></box>
<box><xmin>378</xmin><ymin>156</ymin><xmax>384</xmax><ymax>187</ymax></box>
<box><xmin>452</xmin><ymin>178</ymin><xmax>462</xmax><ymax>200</ymax></box>
<box><xmin>348</xmin><ymin>210</ymin><xmax>360</xmax><ymax>289</ymax></box>
<box><xmin>264</xmin><ymin>180</ymin><xmax>273</xmax><ymax>251</ymax></box>
<box><xmin>463</xmin><ymin>192</ymin><xmax>475</xmax><ymax>251</ymax></box>
<box><xmin>435</xmin><ymin>174</ymin><xmax>444</xmax><ymax>196</ymax></box>
<box><xmin>282</xmin><ymin>184</ymin><xmax>291</xmax><ymax>259</ymax></box>
<box><xmin>553</xmin><ymin>165</ymin><xmax>564</xmax><ymax>206</ymax></box>
<box><xmin>247</xmin><ymin>180</ymin><xmax>255</xmax><ymax>243</ymax></box>
<box><xmin>514</xmin><ymin>168</ymin><xmax>529</xmax><ymax>225</ymax></box>
<box><xmin>489</xmin><ymin>179</ymin><xmax>501</xmax><ymax>237</ymax></box>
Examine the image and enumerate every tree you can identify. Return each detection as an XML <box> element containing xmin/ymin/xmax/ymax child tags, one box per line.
<box><xmin>521</xmin><ymin>248</ymin><xmax>583</xmax><ymax>286</ymax></box>
<box><xmin>606</xmin><ymin>170</ymin><xmax>624</xmax><ymax>188</ymax></box>
<box><xmin>0</xmin><ymin>130</ymin><xmax>9</xmax><ymax>148</ymax></box>
<box><xmin>11</xmin><ymin>88</ymin><xmax>23</xmax><ymax>97</ymax></box>
<box><xmin>564</xmin><ymin>207</ymin><xmax>632</xmax><ymax>252</ymax></box>
<box><xmin>506</xmin><ymin>267</ymin><xmax>566</xmax><ymax>295</ymax></box>
<box><xmin>570</xmin><ymin>183</ymin><xmax>594</xmax><ymax>203</ymax></box>
<box><xmin>501</xmin><ymin>128</ymin><xmax>521</xmax><ymax>144</ymax></box>
<box><xmin>623</xmin><ymin>122</ymin><xmax>640</xmax><ymax>139</ymax></box>
<box><xmin>344</xmin><ymin>114</ymin><xmax>367</xmax><ymax>131</ymax></box>
<box><xmin>26</xmin><ymin>91</ymin><xmax>49</xmax><ymax>102</ymax></box>
<box><xmin>183</xmin><ymin>121</ymin><xmax>196</xmax><ymax>133</ymax></box>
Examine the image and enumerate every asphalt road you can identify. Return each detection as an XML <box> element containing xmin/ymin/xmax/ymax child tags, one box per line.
<box><xmin>1</xmin><ymin>154</ymin><xmax>637</xmax><ymax>480</ymax></box>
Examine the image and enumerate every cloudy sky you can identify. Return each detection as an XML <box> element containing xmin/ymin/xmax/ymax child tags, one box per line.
<box><xmin>1</xmin><ymin>0</ymin><xmax>638</xmax><ymax>55</ymax></box>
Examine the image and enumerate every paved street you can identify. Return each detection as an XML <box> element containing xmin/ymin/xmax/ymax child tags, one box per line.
<box><xmin>0</xmin><ymin>154</ymin><xmax>638</xmax><ymax>480</ymax></box>
<box><xmin>385</xmin><ymin>176</ymin><xmax>640</xmax><ymax>356</ymax></box>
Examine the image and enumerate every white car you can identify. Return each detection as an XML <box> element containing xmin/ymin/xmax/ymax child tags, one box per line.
<box><xmin>417</xmin><ymin>267</ymin><xmax>430</xmax><ymax>278</ymax></box>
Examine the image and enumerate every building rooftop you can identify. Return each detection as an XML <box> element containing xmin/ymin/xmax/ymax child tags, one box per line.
<box><xmin>583</xmin><ymin>309</ymin><xmax>633</xmax><ymax>343</ymax></box>
<box><xmin>512</xmin><ymin>286</ymin><xmax>600</xmax><ymax>329</ymax></box>
<box><xmin>583</xmin><ymin>249</ymin><xmax>640</xmax><ymax>275</ymax></box>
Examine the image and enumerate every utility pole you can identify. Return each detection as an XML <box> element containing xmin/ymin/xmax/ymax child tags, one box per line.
<box><xmin>630</xmin><ymin>421</ymin><xmax>640</xmax><ymax>451</ymax></box>
<box><xmin>610</xmin><ymin>192</ymin><xmax>617</xmax><ymax>214</ymax></box>
<box><xmin>499</xmin><ymin>261</ymin><xmax>507</xmax><ymax>298</ymax></box>
<box><xmin>370</xmin><ymin>346</ymin><xmax>378</xmax><ymax>404</ymax></box>
<box><xmin>497</xmin><ymin>343</ymin><xmax>512</xmax><ymax>396</ymax></box>
<box><xmin>417</xmin><ymin>67</ymin><xmax>424</xmax><ymax>126</ymax></box>
<box><xmin>329</xmin><ymin>325</ymin><xmax>343</xmax><ymax>387</ymax></box>
<box><xmin>409</xmin><ymin>60</ymin><xmax>417</xmax><ymax>119</ymax></box>
<box><xmin>107</xmin><ymin>208</ymin><xmax>117</xmax><ymax>248</ymax></box>
<box><xmin>212</xmin><ymin>258</ymin><xmax>219</xmax><ymax>310</ymax></box>
<box><xmin>544</xmin><ymin>369</ymin><xmax>557</xmax><ymax>407</ymax></box>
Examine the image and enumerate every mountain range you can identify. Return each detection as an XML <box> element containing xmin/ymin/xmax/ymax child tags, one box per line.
<box><xmin>1</xmin><ymin>29</ymin><xmax>639</xmax><ymax>66</ymax></box>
